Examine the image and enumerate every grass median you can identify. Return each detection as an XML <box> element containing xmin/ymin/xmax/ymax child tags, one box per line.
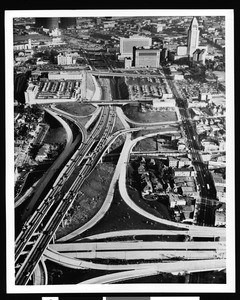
<box><xmin>55</xmin><ymin>162</ymin><xmax>115</xmax><ymax>240</ymax></box>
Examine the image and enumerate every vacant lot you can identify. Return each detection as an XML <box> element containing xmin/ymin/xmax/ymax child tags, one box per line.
<box><xmin>71</xmin><ymin>186</ymin><xmax>180</xmax><ymax>241</ymax></box>
<box><xmin>56</xmin><ymin>163</ymin><xmax>115</xmax><ymax>239</ymax></box>
<box><xmin>133</xmin><ymin>137</ymin><xmax>157</xmax><ymax>152</ymax></box>
<box><xmin>55</xmin><ymin>103</ymin><xmax>96</xmax><ymax>116</ymax></box>
<box><xmin>123</xmin><ymin>104</ymin><xmax>177</xmax><ymax>123</ymax></box>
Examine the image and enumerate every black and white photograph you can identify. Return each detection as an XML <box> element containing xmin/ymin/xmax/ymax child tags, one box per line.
<box><xmin>5</xmin><ymin>9</ymin><xmax>235</xmax><ymax>293</ymax></box>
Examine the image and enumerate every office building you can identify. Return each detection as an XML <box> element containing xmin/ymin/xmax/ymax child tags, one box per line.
<box><xmin>24</xmin><ymin>83</ymin><xmax>39</xmax><ymax>105</ymax></box>
<box><xmin>119</xmin><ymin>36</ymin><xmax>152</xmax><ymax>60</ymax></box>
<box><xmin>57</xmin><ymin>53</ymin><xmax>77</xmax><ymax>65</ymax></box>
<box><xmin>198</xmin><ymin>49</ymin><xmax>207</xmax><ymax>64</ymax></box>
<box><xmin>187</xmin><ymin>17</ymin><xmax>199</xmax><ymax>57</ymax></box>
<box><xmin>193</xmin><ymin>49</ymin><xmax>201</xmax><ymax>62</ymax></box>
<box><xmin>193</xmin><ymin>48</ymin><xmax>207</xmax><ymax>65</ymax></box>
<box><xmin>133</xmin><ymin>47</ymin><xmax>161</xmax><ymax>68</ymax></box>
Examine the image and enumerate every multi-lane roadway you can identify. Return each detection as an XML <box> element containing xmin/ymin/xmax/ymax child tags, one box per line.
<box><xmin>166</xmin><ymin>75</ymin><xmax>217</xmax><ymax>200</ymax></box>
<box><xmin>15</xmin><ymin>66</ymin><xmax>226</xmax><ymax>285</ymax></box>
<box><xmin>15</xmin><ymin>105</ymin><xmax>116</xmax><ymax>285</ymax></box>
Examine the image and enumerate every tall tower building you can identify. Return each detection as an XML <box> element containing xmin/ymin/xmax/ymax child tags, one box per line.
<box><xmin>187</xmin><ymin>17</ymin><xmax>199</xmax><ymax>57</ymax></box>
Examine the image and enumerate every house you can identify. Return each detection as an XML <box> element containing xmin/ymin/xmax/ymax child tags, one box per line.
<box><xmin>142</xmin><ymin>180</ymin><xmax>153</xmax><ymax>196</ymax></box>
<box><xmin>138</xmin><ymin>163</ymin><xmax>147</xmax><ymax>175</ymax></box>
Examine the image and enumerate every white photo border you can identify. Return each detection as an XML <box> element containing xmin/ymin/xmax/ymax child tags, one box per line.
<box><xmin>6</xmin><ymin>9</ymin><xmax>235</xmax><ymax>294</ymax></box>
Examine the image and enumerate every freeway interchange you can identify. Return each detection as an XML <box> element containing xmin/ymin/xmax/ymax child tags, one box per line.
<box><xmin>15</xmin><ymin>105</ymin><xmax>116</xmax><ymax>285</ymax></box>
<box><xmin>14</xmin><ymin>71</ymin><xmax>226</xmax><ymax>285</ymax></box>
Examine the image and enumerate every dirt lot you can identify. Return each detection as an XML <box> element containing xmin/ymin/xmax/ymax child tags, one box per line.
<box><xmin>56</xmin><ymin>163</ymin><xmax>115</xmax><ymax>239</ymax></box>
<box><xmin>55</xmin><ymin>103</ymin><xmax>96</xmax><ymax>116</ymax></box>
<box><xmin>132</xmin><ymin>137</ymin><xmax>157</xmax><ymax>152</ymax></box>
<box><xmin>123</xmin><ymin>104</ymin><xmax>177</xmax><ymax>123</ymax></box>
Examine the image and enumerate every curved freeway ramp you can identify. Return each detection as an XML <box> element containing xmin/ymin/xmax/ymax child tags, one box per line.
<box><xmin>32</xmin><ymin>259</ymin><xmax>48</xmax><ymax>285</ymax></box>
<box><xmin>75</xmin><ymin>229</ymin><xmax>223</xmax><ymax>242</ymax></box>
<box><xmin>16</xmin><ymin>108</ymin><xmax>74</xmax><ymax>211</ymax></box>
<box><xmin>55</xmin><ymin>131</ymin><xmax>133</xmax><ymax>242</ymax></box>
<box><xmin>118</xmin><ymin>132</ymin><xmax>226</xmax><ymax>238</ymax></box>
<box><xmin>79</xmin><ymin>259</ymin><xmax>226</xmax><ymax>284</ymax></box>
<box><xmin>119</xmin><ymin>106</ymin><xmax>180</xmax><ymax>127</ymax></box>
<box><xmin>56</xmin><ymin>107</ymin><xmax>132</xmax><ymax>242</ymax></box>
<box><xmin>44</xmin><ymin>247</ymin><xmax>183</xmax><ymax>271</ymax></box>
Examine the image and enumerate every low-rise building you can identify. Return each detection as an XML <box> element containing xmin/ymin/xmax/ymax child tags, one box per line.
<box><xmin>179</xmin><ymin>204</ymin><xmax>195</xmax><ymax>220</ymax></box>
<box><xmin>174</xmin><ymin>167</ymin><xmax>195</xmax><ymax>177</ymax></box>
<box><xmin>35</xmin><ymin>144</ymin><xmax>50</xmax><ymax>162</ymax></box>
<box><xmin>124</xmin><ymin>57</ymin><xmax>132</xmax><ymax>68</ymax></box>
<box><xmin>214</xmin><ymin>204</ymin><xmax>226</xmax><ymax>226</ymax></box>
<box><xmin>57</xmin><ymin>53</ymin><xmax>77</xmax><ymax>65</ymax></box>
<box><xmin>24</xmin><ymin>83</ymin><xmax>39</xmax><ymax>105</ymax></box>
<box><xmin>180</xmin><ymin>186</ymin><xmax>198</xmax><ymax>197</ymax></box>
<box><xmin>168</xmin><ymin>157</ymin><xmax>178</xmax><ymax>168</ymax></box>
<box><xmin>201</xmin><ymin>140</ymin><xmax>220</xmax><ymax>152</ymax></box>
<box><xmin>201</xmin><ymin>152</ymin><xmax>212</xmax><ymax>162</ymax></box>
<box><xmin>212</xmin><ymin>172</ymin><xmax>226</xmax><ymax>187</ymax></box>
<box><xmin>178</xmin><ymin>157</ymin><xmax>191</xmax><ymax>168</ymax></box>
<box><xmin>215</xmin><ymin>185</ymin><xmax>226</xmax><ymax>202</ymax></box>
<box><xmin>169</xmin><ymin>193</ymin><xmax>186</xmax><ymax>208</ymax></box>
<box><xmin>138</xmin><ymin>163</ymin><xmax>148</xmax><ymax>175</ymax></box>
<box><xmin>133</xmin><ymin>47</ymin><xmax>161</xmax><ymax>68</ymax></box>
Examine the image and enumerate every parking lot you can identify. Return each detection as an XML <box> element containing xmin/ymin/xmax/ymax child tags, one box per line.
<box><xmin>37</xmin><ymin>80</ymin><xmax>81</xmax><ymax>100</ymax></box>
<box><xmin>126</xmin><ymin>77</ymin><xmax>169</xmax><ymax>99</ymax></box>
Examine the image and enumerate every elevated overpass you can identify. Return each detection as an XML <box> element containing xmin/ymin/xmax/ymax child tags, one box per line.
<box><xmin>75</xmin><ymin>229</ymin><xmax>224</xmax><ymax>242</ymax></box>
<box><xmin>15</xmin><ymin>106</ymin><xmax>117</xmax><ymax>285</ymax></box>
<box><xmin>50</xmin><ymin>240</ymin><xmax>226</xmax><ymax>260</ymax></box>
<box><xmin>79</xmin><ymin>259</ymin><xmax>226</xmax><ymax>284</ymax></box>
<box><xmin>83</xmin><ymin>99</ymin><xmax>153</xmax><ymax>105</ymax></box>
<box><xmin>88</xmin><ymin>70</ymin><xmax>164</xmax><ymax>79</ymax></box>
